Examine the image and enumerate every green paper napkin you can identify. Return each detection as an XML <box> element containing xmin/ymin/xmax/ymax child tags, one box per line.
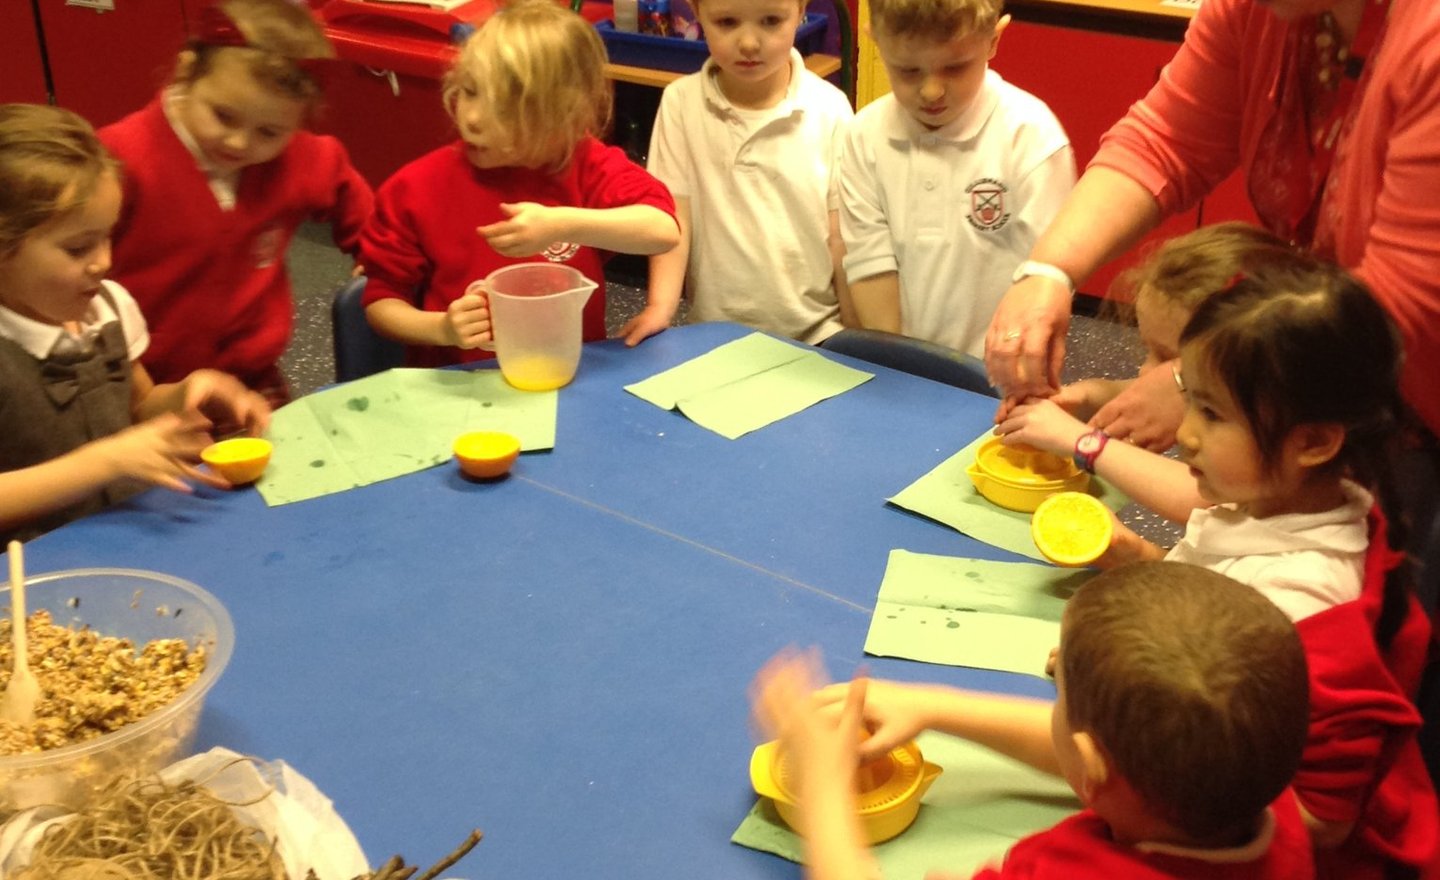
<box><xmin>888</xmin><ymin>432</ymin><xmax>1129</xmax><ymax>561</ymax></box>
<box><xmin>624</xmin><ymin>333</ymin><xmax>872</xmax><ymax>439</ymax></box>
<box><xmin>257</xmin><ymin>368</ymin><xmax>556</xmax><ymax>506</ymax></box>
<box><xmin>732</xmin><ymin>731</ymin><xmax>1079</xmax><ymax>875</ymax></box>
<box><xmin>864</xmin><ymin>551</ymin><xmax>1089</xmax><ymax>677</ymax></box>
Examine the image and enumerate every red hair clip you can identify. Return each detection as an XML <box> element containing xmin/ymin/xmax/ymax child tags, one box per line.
<box><xmin>194</xmin><ymin>3</ymin><xmax>335</xmax><ymax>87</ymax></box>
<box><xmin>195</xmin><ymin>4</ymin><xmax>249</xmax><ymax>48</ymax></box>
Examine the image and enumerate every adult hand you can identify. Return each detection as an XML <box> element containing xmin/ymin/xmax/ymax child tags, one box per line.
<box><xmin>181</xmin><ymin>369</ymin><xmax>271</xmax><ymax>436</ymax></box>
<box><xmin>99</xmin><ymin>411</ymin><xmax>229</xmax><ymax>492</ymax></box>
<box><xmin>444</xmin><ymin>292</ymin><xmax>492</xmax><ymax>350</ymax></box>
<box><xmin>618</xmin><ymin>304</ymin><xmax>674</xmax><ymax>347</ymax></box>
<box><xmin>993</xmin><ymin>398</ymin><xmax>1088</xmax><ymax>459</ymax></box>
<box><xmin>478</xmin><ymin>202</ymin><xmax>560</xmax><ymax>257</ymax></box>
<box><xmin>1090</xmin><ymin>359</ymin><xmax>1184</xmax><ymax>451</ymax></box>
<box><xmin>984</xmin><ymin>276</ymin><xmax>1072</xmax><ymax>402</ymax></box>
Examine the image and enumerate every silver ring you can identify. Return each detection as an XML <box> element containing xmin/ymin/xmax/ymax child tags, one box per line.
<box><xmin>1003</xmin><ymin>330</ymin><xmax>1022</xmax><ymax>341</ymax></box>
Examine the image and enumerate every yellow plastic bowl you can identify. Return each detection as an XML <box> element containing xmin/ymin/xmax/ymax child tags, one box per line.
<box><xmin>453</xmin><ymin>431</ymin><xmax>521</xmax><ymax>479</ymax></box>
<box><xmin>966</xmin><ymin>437</ymin><xmax>1090</xmax><ymax>512</ymax></box>
<box><xmin>750</xmin><ymin>738</ymin><xmax>942</xmax><ymax>844</ymax></box>
<box><xmin>1031</xmin><ymin>491</ymin><xmax>1114</xmax><ymax>567</ymax></box>
<box><xmin>200</xmin><ymin>438</ymin><xmax>272</xmax><ymax>485</ymax></box>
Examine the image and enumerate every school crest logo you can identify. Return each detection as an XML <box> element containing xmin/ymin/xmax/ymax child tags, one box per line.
<box><xmin>543</xmin><ymin>241</ymin><xmax>581</xmax><ymax>262</ymax></box>
<box><xmin>966</xmin><ymin>178</ymin><xmax>1011</xmax><ymax>232</ymax></box>
<box><xmin>252</xmin><ymin>224</ymin><xmax>283</xmax><ymax>268</ymax></box>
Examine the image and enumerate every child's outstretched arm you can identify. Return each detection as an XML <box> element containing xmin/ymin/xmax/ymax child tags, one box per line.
<box><xmin>995</xmin><ymin>398</ymin><xmax>1205</xmax><ymax>523</ymax></box>
<box><xmin>1050</xmin><ymin>377</ymin><xmax>1132</xmax><ymax>422</ymax></box>
<box><xmin>134</xmin><ymin>365</ymin><xmax>270</xmax><ymax>437</ymax></box>
<box><xmin>818</xmin><ymin>679</ymin><xmax>1063</xmax><ymax>778</ymax></box>
<box><xmin>0</xmin><ymin>411</ymin><xmax>228</xmax><ymax>531</ymax></box>
<box><xmin>623</xmin><ymin>196</ymin><xmax>692</xmax><ymax>346</ymax></box>
<box><xmin>751</xmin><ymin>648</ymin><xmax>878</xmax><ymax>880</ymax></box>
<box><xmin>478</xmin><ymin>202</ymin><xmax>679</xmax><ymax>258</ymax></box>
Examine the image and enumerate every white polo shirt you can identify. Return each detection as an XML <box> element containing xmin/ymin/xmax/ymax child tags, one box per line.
<box><xmin>648</xmin><ymin>50</ymin><xmax>854</xmax><ymax>343</ymax></box>
<box><xmin>0</xmin><ymin>279</ymin><xmax>149</xmax><ymax>362</ymax></box>
<box><xmin>840</xmin><ymin>70</ymin><xmax>1074</xmax><ymax>356</ymax></box>
<box><xmin>1166</xmin><ymin>481</ymin><xmax>1372</xmax><ymax>622</ymax></box>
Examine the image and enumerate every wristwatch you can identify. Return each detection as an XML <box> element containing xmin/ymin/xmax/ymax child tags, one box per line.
<box><xmin>1011</xmin><ymin>260</ymin><xmax>1074</xmax><ymax>292</ymax></box>
<box><xmin>1074</xmin><ymin>429</ymin><xmax>1110</xmax><ymax>474</ymax></box>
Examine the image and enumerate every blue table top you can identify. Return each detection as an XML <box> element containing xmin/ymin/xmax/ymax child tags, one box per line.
<box><xmin>20</xmin><ymin>322</ymin><xmax>1057</xmax><ymax>878</ymax></box>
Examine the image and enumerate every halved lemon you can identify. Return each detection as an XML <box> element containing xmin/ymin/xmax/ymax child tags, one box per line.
<box><xmin>453</xmin><ymin>431</ymin><xmax>521</xmax><ymax>479</ymax></box>
<box><xmin>1031</xmin><ymin>491</ymin><xmax>1113</xmax><ymax>567</ymax></box>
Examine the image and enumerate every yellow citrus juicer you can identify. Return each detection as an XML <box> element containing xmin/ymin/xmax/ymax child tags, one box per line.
<box><xmin>966</xmin><ymin>436</ymin><xmax>1090</xmax><ymax>512</ymax></box>
<box><xmin>750</xmin><ymin>737</ymin><xmax>943</xmax><ymax>844</ymax></box>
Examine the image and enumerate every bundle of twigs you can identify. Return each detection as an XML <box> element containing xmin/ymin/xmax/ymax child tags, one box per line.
<box><xmin>12</xmin><ymin>769</ymin><xmax>482</xmax><ymax>880</ymax></box>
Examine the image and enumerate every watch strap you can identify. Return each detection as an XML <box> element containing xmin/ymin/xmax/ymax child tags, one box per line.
<box><xmin>1073</xmin><ymin>429</ymin><xmax>1110</xmax><ymax>474</ymax></box>
<box><xmin>1012</xmin><ymin>260</ymin><xmax>1074</xmax><ymax>292</ymax></box>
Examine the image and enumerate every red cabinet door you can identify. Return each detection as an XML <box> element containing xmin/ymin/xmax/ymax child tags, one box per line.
<box><xmin>0</xmin><ymin>2</ymin><xmax>50</xmax><ymax>105</ymax></box>
<box><xmin>37</xmin><ymin>0</ymin><xmax>190</xmax><ymax>127</ymax></box>
<box><xmin>992</xmin><ymin>21</ymin><xmax>1198</xmax><ymax>301</ymax></box>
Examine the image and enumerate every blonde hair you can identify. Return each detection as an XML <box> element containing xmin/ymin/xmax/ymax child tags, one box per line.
<box><xmin>0</xmin><ymin>104</ymin><xmax>118</xmax><ymax>258</ymax></box>
<box><xmin>1113</xmin><ymin>222</ymin><xmax>1299</xmax><ymax>315</ymax></box>
<box><xmin>443</xmin><ymin>0</ymin><xmax>612</xmax><ymax>171</ymax></box>
<box><xmin>177</xmin><ymin>0</ymin><xmax>335</xmax><ymax>105</ymax></box>
<box><xmin>870</xmin><ymin>0</ymin><xmax>1002</xmax><ymax>40</ymax></box>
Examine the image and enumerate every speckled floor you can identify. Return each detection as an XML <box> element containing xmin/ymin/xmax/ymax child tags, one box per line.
<box><xmin>280</xmin><ymin>223</ymin><xmax>1180</xmax><ymax>546</ymax></box>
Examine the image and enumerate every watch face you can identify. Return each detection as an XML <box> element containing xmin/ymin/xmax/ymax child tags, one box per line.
<box><xmin>1078</xmin><ymin>434</ymin><xmax>1102</xmax><ymax>454</ymax></box>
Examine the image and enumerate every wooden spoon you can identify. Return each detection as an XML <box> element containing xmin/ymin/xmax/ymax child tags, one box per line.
<box><xmin>0</xmin><ymin>540</ymin><xmax>41</xmax><ymax>725</ymax></box>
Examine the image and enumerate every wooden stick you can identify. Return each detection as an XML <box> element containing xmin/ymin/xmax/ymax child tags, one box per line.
<box><xmin>414</xmin><ymin>829</ymin><xmax>484</xmax><ymax>880</ymax></box>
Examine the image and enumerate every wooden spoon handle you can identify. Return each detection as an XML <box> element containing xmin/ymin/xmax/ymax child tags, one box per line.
<box><xmin>7</xmin><ymin>540</ymin><xmax>25</xmax><ymax>668</ymax></box>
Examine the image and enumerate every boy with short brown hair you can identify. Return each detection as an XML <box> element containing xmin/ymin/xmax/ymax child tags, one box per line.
<box><xmin>751</xmin><ymin>562</ymin><xmax>1316</xmax><ymax>879</ymax></box>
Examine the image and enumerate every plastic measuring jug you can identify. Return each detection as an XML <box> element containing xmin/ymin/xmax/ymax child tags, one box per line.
<box><xmin>468</xmin><ymin>263</ymin><xmax>598</xmax><ymax>391</ymax></box>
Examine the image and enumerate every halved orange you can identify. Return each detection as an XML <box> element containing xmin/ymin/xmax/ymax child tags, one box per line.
<box><xmin>1031</xmin><ymin>491</ymin><xmax>1113</xmax><ymax>567</ymax></box>
<box><xmin>453</xmin><ymin>431</ymin><xmax>520</xmax><ymax>479</ymax></box>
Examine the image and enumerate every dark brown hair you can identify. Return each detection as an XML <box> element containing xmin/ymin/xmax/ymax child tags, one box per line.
<box><xmin>1180</xmin><ymin>261</ymin><xmax>1413</xmax><ymax>644</ymax></box>
<box><xmin>1061</xmin><ymin>562</ymin><xmax>1308</xmax><ymax>841</ymax></box>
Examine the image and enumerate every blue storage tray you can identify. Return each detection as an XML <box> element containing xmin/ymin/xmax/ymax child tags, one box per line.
<box><xmin>597</xmin><ymin>14</ymin><xmax>827</xmax><ymax>73</ymax></box>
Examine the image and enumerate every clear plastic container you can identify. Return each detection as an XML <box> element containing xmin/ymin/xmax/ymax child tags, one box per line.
<box><xmin>468</xmin><ymin>263</ymin><xmax>598</xmax><ymax>392</ymax></box>
<box><xmin>0</xmin><ymin>568</ymin><xmax>234</xmax><ymax>813</ymax></box>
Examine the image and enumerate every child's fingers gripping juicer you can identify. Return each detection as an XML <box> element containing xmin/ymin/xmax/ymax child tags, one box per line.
<box><xmin>469</xmin><ymin>263</ymin><xmax>597</xmax><ymax>392</ymax></box>
<box><xmin>750</xmin><ymin>738</ymin><xmax>943</xmax><ymax>844</ymax></box>
<box><xmin>966</xmin><ymin>437</ymin><xmax>1090</xmax><ymax>512</ymax></box>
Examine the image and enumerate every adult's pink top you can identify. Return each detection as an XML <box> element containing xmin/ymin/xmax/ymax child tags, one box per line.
<box><xmin>1092</xmin><ymin>0</ymin><xmax>1440</xmax><ymax>437</ymax></box>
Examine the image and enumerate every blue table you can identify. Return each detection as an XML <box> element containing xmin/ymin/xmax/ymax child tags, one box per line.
<box><xmin>22</xmin><ymin>322</ymin><xmax>1056</xmax><ymax>878</ymax></box>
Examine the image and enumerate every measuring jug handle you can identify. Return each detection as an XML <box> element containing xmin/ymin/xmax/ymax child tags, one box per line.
<box><xmin>463</xmin><ymin>279</ymin><xmax>496</xmax><ymax>352</ymax></box>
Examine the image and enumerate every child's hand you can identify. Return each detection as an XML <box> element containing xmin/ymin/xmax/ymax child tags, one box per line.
<box><xmin>444</xmin><ymin>292</ymin><xmax>492</xmax><ymax>350</ymax></box>
<box><xmin>1093</xmin><ymin>516</ymin><xmax>1166</xmax><ymax>569</ymax></box>
<box><xmin>816</xmin><ymin>678</ymin><xmax>932</xmax><ymax>762</ymax></box>
<box><xmin>180</xmin><ymin>370</ymin><xmax>271</xmax><ymax>436</ymax></box>
<box><xmin>478</xmin><ymin>202</ymin><xmax>561</xmax><ymax>257</ymax></box>
<box><xmin>751</xmin><ymin>648</ymin><xmax>867</xmax><ymax>789</ymax></box>
<box><xmin>1090</xmin><ymin>360</ymin><xmax>1184</xmax><ymax>451</ymax></box>
<box><xmin>994</xmin><ymin>397</ymin><xmax>1088</xmax><ymax>457</ymax></box>
<box><xmin>617</xmin><ymin>304</ymin><xmax>674</xmax><ymax>347</ymax></box>
<box><xmin>97</xmin><ymin>411</ymin><xmax>229</xmax><ymax>492</ymax></box>
<box><xmin>1051</xmin><ymin>378</ymin><xmax>1126</xmax><ymax>422</ymax></box>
